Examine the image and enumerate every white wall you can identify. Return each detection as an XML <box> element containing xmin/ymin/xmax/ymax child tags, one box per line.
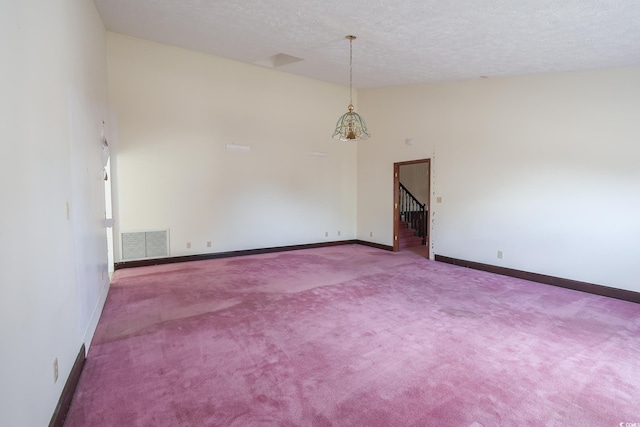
<box><xmin>0</xmin><ymin>0</ymin><xmax>110</xmax><ymax>425</ymax></box>
<box><xmin>357</xmin><ymin>67</ymin><xmax>640</xmax><ymax>292</ymax></box>
<box><xmin>107</xmin><ymin>33</ymin><xmax>357</xmax><ymax>260</ymax></box>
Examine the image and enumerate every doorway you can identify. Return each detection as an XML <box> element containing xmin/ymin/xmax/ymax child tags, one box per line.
<box><xmin>393</xmin><ymin>159</ymin><xmax>430</xmax><ymax>256</ymax></box>
<box><xmin>102</xmin><ymin>137</ymin><xmax>114</xmax><ymax>274</ymax></box>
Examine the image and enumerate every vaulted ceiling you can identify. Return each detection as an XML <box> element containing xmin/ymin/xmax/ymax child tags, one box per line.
<box><xmin>95</xmin><ymin>0</ymin><xmax>640</xmax><ymax>87</ymax></box>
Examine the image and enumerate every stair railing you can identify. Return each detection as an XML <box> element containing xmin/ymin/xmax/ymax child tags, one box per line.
<box><xmin>399</xmin><ymin>182</ymin><xmax>427</xmax><ymax>244</ymax></box>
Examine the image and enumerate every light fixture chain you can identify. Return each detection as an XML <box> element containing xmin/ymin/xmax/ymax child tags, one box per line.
<box><xmin>349</xmin><ymin>36</ymin><xmax>353</xmax><ymax>105</ymax></box>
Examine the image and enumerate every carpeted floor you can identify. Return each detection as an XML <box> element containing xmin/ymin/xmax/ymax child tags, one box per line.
<box><xmin>65</xmin><ymin>245</ymin><xmax>640</xmax><ymax>426</ymax></box>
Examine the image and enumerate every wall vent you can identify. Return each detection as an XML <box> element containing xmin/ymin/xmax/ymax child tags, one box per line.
<box><xmin>121</xmin><ymin>230</ymin><xmax>169</xmax><ymax>260</ymax></box>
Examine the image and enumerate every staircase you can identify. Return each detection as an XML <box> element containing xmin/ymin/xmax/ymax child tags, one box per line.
<box><xmin>398</xmin><ymin>220</ymin><xmax>424</xmax><ymax>249</ymax></box>
<box><xmin>398</xmin><ymin>182</ymin><xmax>427</xmax><ymax>250</ymax></box>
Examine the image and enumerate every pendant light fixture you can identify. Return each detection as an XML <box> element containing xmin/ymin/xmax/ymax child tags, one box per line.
<box><xmin>332</xmin><ymin>35</ymin><xmax>370</xmax><ymax>141</ymax></box>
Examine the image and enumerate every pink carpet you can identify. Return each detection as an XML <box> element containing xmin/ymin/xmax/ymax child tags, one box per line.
<box><xmin>65</xmin><ymin>245</ymin><xmax>640</xmax><ymax>426</ymax></box>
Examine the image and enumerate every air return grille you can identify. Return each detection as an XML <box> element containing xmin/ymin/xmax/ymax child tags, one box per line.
<box><xmin>121</xmin><ymin>230</ymin><xmax>169</xmax><ymax>260</ymax></box>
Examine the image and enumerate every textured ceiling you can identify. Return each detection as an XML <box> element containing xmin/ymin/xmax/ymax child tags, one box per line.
<box><xmin>94</xmin><ymin>0</ymin><xmax>640</xmax><ymax>88</ymax></box>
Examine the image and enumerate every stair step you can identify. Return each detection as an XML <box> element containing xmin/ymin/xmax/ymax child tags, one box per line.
<box><xmin>399</xmin><ymin>221</ymin><xmax>409</xmax><ymax>229</ymax></box>
<box><xmin>399</xmin><ymin>228</ymin><xmax>416</xmax><ymax>237</ymax></box>
<box><xmin>399</xmin><ymin>236</ymin><xmax>424</xmax><ymax>249</ymax></box>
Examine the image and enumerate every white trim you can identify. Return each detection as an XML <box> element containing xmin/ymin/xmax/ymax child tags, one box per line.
<box><xmin>225</xmin><ymin>144</ymin><xmax>250</xmax><ymax>152</ymax></box>
<box><xmin>82</xmin><ymin>277</ymin><xmax>110</xmax><ymax>353</ymax></box>
<box><xmin>308</xmin><ymin>151</ymin><xmax>328</xmax><ymax>157</ymax></box>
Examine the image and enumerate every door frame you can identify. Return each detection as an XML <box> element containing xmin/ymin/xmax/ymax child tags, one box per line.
<box><xmin>393</xmin><ymin>159</ymin><xmax>431</xmax><ymax>254</ymax></box>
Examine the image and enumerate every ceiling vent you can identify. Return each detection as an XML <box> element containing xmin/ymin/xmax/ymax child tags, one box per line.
<box><xmin>254</xmin><ymin>53</ymin><xmax>304</xmax><ymax>69</ymax></box>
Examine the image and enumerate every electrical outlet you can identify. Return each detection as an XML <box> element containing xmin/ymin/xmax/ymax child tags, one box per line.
<box><xmin>186</xmin><ymin>242</ymin><xmax>191</xmax><ymax>249</ymax></box>
<box><xmin>497</xmin><ymin>251</ymin><xmax>503</xmax><ymax>259</ymax></box>
<box><xmin>53</xmin><ymin>358</ymin><xmax>58</xmax><ymax>384</ymax></box>
<box><xmin>370</xmin><ymin>232</ymin><xmax>373</xmax><ymax>237</ymax></box>
<box><xmin>337</xmin><ymin>231</ymin><xmax>341</xmax><ymax>236</ymax></box>
<box><xmin>325</xmin><ymin>232</ymin><xmax>329</xmax><ymax>237</ymax></box>
<box><xmin>206</xmin><ymin>241</ymin><xmax>211</xmax><ymax>248</ymax></box>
